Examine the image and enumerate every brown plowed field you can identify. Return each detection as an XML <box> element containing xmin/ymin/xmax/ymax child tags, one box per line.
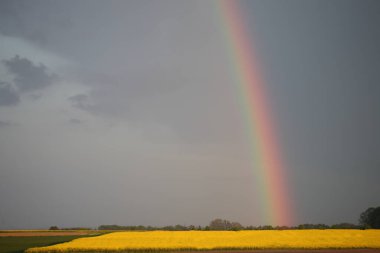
<box><xmin>0</xmin><ymin>231</ymin><xmax>91</xmax><ymax>237</ymax></box>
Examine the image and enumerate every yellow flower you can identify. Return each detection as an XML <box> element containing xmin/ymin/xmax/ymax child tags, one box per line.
<box><xmin>26</xmin><ymin>229</ymin><xmax>380</xmax><ymax>252</ymax></box>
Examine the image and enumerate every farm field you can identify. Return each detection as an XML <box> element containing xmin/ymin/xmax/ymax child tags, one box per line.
<box><xmin>0</xmin><ymin>236</ymin><xmax>87</xmax><ymax>253</ymax></box>
<box><xmin>0</xmin><ymin>231</ymin><xmax>94</xmax><ymax>237</ymax></box>
<box><xmin>26</xmin><ymin>230</ymin><xmax>380</xmax><ymax>252</ymax></box>
<box><xmin>0</xmin><ymin>231</ymin><xmax>101</xmax><ymax>253</ymax></box>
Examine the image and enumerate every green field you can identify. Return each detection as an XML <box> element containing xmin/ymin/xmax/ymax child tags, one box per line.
<box><xmin>0</xmin><ymin>236</ymin><xmax>88</xmax><ymax>253</ymax></box>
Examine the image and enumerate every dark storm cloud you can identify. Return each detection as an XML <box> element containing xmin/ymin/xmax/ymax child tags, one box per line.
<box><xmin>3</xmin><ymin>55</ymin><xmax>56</xmax><ymax>92</ymax></box>
<box><xmin>0</xmin><ymin>0</ymin><xmax>72</xmax><ymax>44</ymax></box>
<box><xmin>0</xmin><ymin>0</ymin><xmax>232</xmax><ymax>145</ymax></box>
<box><xmin>0</xmin><ymin>81</ymin><xmax>20</xmax><ymax>106</ymax></box>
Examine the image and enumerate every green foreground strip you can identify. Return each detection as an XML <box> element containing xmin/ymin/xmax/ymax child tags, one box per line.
<box><xmin>0</xmin><ymin>236</ymin><xmax>86</xmax><ymax>253</ymax></box>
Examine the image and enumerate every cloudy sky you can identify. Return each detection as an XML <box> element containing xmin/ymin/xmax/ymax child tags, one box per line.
<box><xmin>0</xmin><ymin>0</ymin><xmax>379</xmax><ymax>229</ymax></box>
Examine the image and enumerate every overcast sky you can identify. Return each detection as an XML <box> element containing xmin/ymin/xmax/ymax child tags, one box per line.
<box><xmin>0</xmin><ymin>0</ymin><xmax>379</xmax><ymax>229</ymax></box>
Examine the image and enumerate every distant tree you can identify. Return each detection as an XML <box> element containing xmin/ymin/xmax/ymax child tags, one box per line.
<box><xmin>209</xmin><ymin>219</ymin><xmax>242</xmax><ymax>230</ymax></box>
<box><xmin>137</xmin><ymin>225</ymin><xmax>146</xmax><ymax>230</ymax></box>
<box><xmin>209</xmin><ymin>219</ymin><xmax>228</xmax><ymax>230</ymax></box>
<box><xmin>359</xmin><ymin>207</ymin><xmax>380</xmax><ymax>229</ymax></box>
<box><xmin>331</xmin><ymin>223</ymin><xmax>358</xmax><ymax>229</ymax></box>
<box><xmin>274</xmin><ymin>226</ymin><xmax>290</xmax><ymax>230</ymax></box>
<box><xmin>174</xmin><ymin>224</ymin><xmax>187</xmax><ymax>231</ymax></box>
<box><xmin>162</xmin><ymin>225</ymin><xmax>174</xmax><ymax>231</ymax></box>
<box><xmin>359</xmin><ymin>207</ymin><xmax>375</xmax><ymax>228</ymax></box>
<box><xmin>63</xmin><ymin>227</ymin><xmax>92</xmax><ymax>230</ymax></box>
<box><xmin>98</xmin><ymin>225</ymin><xmax>130</xmax><ymax>230</ymax></box>
<box><xmin>297</xmin><ymin>224</ymin><xmax>310</xmax><ymax>229</ymax></box>
<box><xmin>297</xmin><ymin>224</ymin><xmax>329</xmax><ymax>229</ymax></box>
<box><xmin>316</xmin><ymin>224</ymin><xmax>330</xmax><ymax>229</ymax></box>
<box><xmin>49</xmin><ymin>226</ymin><xmax>59</xmax><ymax>230</ymax></box>
<box><xmin>230</xmin><ymin>222</ymin><xmax>243</xmax><ymax>231</ymax></box>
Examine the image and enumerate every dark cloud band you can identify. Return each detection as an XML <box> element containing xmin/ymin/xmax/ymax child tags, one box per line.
<box><xmin>3</xmin><ymin>55</ymin><xmax>57</xmax><ymax>93</ymax></box>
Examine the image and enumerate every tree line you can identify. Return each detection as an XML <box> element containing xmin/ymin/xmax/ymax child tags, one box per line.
<box><xmin>97</xmin><ymin>220</ymin><xmax>362</xmax><ymax>231</ymax></box>
<box><xmin>51</xmin><ymin>206</ymin><xmax>380</xmax><ymax>231</ymax></box>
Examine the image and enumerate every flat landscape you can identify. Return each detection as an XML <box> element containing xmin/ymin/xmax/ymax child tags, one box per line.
<box><xmin>0</xmin><ymin>231</ymin><xmax>100</xmax><ymax>253</ymax></box>
<box><xmin>1</xmin><ymin>2</ymin><xmax>380</xmax><ymax>253</ymax></box>
<box><xmin>25</xmin><ymin>230</ymin><xmax>380</xmax><ymax>252</ymax></box>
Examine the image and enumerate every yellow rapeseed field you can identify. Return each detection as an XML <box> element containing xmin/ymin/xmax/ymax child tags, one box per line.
<box><xmin>26</xmin><ymin>230</ymin><xmax>380</xmax><ymax>252</ymax></box>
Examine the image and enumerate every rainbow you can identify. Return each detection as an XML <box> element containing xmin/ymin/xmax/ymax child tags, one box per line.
<box><xmin>216</xmin><ymin>0</ymin><xmax>293</xmax><ymax>226</ymax></box>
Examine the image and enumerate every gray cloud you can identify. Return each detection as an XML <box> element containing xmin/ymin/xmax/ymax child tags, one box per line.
<box><xmin>0</xmin><ymin>120</ymin><xmax>12</xmax><ymax>127</ymax></box>
<box><xmin>0</xmin><ymin>0</ymin><xmax>379</xmax><ymax>229</ymax></box>
<box><xmin>68</xmin><ymin>94</ymin><xmax>93</xmax><ymax>112</ymax></box>
<box><xmin>68</xmin><ymin>118</ymin><xmax>82</xmax><ymax>125</ymax></box>
<box><xmin>0</xmin><ymin>81</ymin><xmax>20</xmax><ymax>106</ymax></box>
<box><xmin>0</xmin><ymin>0</ymin><xmax>72</xmax><ymax>45</ymax></box>
<box><xmin>3</xmin><ymin>55</ymin><xmax>56</xmax><ymax>92</ymax></box>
